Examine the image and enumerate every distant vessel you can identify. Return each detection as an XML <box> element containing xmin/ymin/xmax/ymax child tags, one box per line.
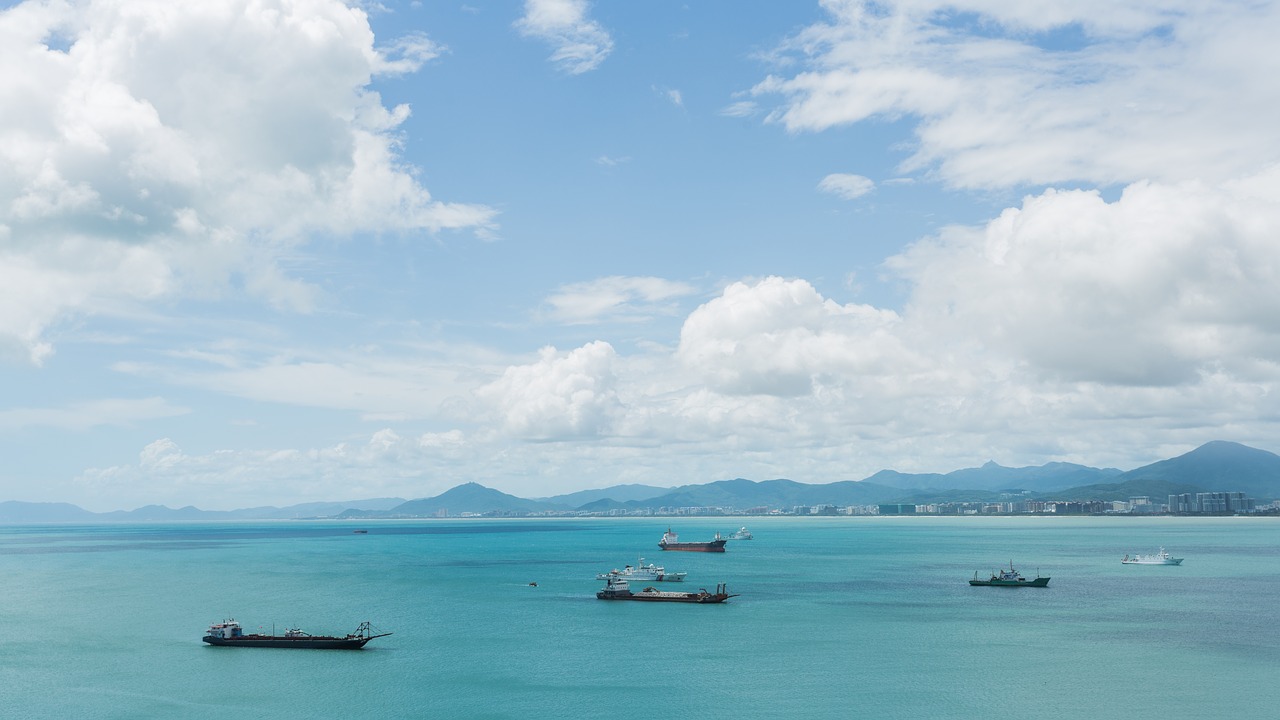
<box><xmin>658</xmin><ymin>528</ymin><xmax>727</xmax><ymax>553</ymax></box>
<box><xmin>969</xmin><ymin>562</ymin><xmax>1050</xmax><ymax>587</ymax></box>
<box><xmin>203</xmin><ymin>620</ymin><xmax>392</xmax><ymax>649</ymax></box>
<box><xmin>728</xmin><ymin>527</ymin><xmax>753</xmax><ymax>540</ymax></box>
<box><xmin>353</xmin><ymin>529</ymin><xmax>368</xmax><ymax>534</ymax></box>
<box><xmin>596</xmin><ymin>577</ymin><xmax>736</xmax><ymax>603</ymax></box>
<box><xmin>597</xmin><ymin>558</ymin><xmax>686</xmax><ymax>582</ymax></box>
<box><xmin>1122</xmin><ymin>548</ymin><xmax>1183</xmax><ymax>565</ymax></box>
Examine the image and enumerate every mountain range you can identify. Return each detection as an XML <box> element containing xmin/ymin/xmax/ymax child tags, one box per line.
<box><xmin>3</xmin><ymin>441</ymin><xmax>1278</xmax><ymax>522</ymax></box>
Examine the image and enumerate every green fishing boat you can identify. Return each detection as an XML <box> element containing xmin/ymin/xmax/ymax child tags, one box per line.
<box><xmin>969</xmin><ymin>561</ymin><xmax>1049</xmax><ymax>587</ymax></box>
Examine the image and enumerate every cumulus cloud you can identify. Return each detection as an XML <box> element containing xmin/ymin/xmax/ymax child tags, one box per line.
<box><xmin>672</xmin><ymin>165</ymin><xmax>1280</xmax><ymax>421</ymax></box>
<box><xmin>677</xmin><ymin>276</ymin><xmax>913</xmax><ymax>397</ymax></box>
<box><xmin>890</xmin><ymin>169</ymin><xmax>1280</xmax><ymax>386</ymax></box>
<box><xmin>542</xmin><ymin>275</ymin><xmax>698</xmax><ymax>325</ymax></box>
<box><xmin>671</xmin><ymin>170</ymin><xmax>1280</xmax><ymax>402</ymax></box>
<box><xmin>139</xmin><ymin>437</ymin><xmax>185</xmax><ymax>471</ymax></box>
<box><xmin>514</xmin><ymin>0</ymin><xmax>613</xmax><ymax>74</ymax></box>
<box><xmin>0</xmin><ymin>0</ymin><xmax>495</xmax><ymax>364</ymax></box>
<box><xmin>475</xmin><ymin>342</ymin><xmax>623</xmax><ymax>440</ymax></box>
<box><xmin>752</xmin><ymin>0</ymin><xmax>1280</xmax><ymax>188</ymax></box>
<box><xmin>818</xmin><ymin>173</ymin><xmax>875</xmax><ymax>199</ymax></box>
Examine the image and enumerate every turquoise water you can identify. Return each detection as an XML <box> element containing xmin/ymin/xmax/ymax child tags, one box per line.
<box><xmin>1</xmin><ymin>517</ymin><xmax>1277</xmax><ymax>719</ymax></box>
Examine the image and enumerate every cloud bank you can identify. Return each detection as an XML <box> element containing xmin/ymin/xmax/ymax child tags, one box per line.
<box><xmin>78</xmin><ymin>169</ymin><xmax>1280</xmax><ymax>506</ymax></box>
<box><xmin>0</xmin><ymin>0</ymin><xmax>495</xmax><ymax>365</ymax></box>
<box><xmin>753</xmin><ymin>0</ymin><xmax>1280</xmax><ymax>188</ymax></box>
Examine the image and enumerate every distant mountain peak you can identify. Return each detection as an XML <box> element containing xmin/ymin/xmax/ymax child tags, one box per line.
<box><xmin>1189</xmin><ymin>440</ymin><xmax>1272</xmax><ymax>457</ymax></box>
<box><xmin>1119</xmin><ymin>441</ymin><xmax>1280</xmax><ymax>498</ymax></box>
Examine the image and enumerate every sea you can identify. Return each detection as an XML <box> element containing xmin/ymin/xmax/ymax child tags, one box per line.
<box><xmin>1</xmin><ymin>516</ymin><xmax>1277</xmax><ymax>719</ymax></box>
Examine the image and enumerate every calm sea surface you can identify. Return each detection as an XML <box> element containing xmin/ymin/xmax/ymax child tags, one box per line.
<box><xmin>1</xmin><ymin>516</ymin><xmax>1277</xmax><ymax>719</ymax></box>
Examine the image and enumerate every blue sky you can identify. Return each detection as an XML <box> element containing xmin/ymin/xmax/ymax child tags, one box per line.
<box><xmin>3</xmin><ymin>0</ymin><xmax>1279</xmax><ymax>510</ymax></box>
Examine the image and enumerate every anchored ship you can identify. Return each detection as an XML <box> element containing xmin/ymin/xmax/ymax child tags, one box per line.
<box><xmin>596</xmin><ymin>577</ymin><xmax>736</xmax><ymax>603</ymax></box>
<box><xmin>597</xmin><ymin>558</ymin><xmax>687</xmax><ymax>582</ymax></box>
<box><xmin>969</xmin><ymin>562</ymin><xmax>1050</xmax><ymax>587</ymax></box>
<box><xmin>727</xmin><ymin>527</ymin><xmax>753</xmax><ymax>540</ymax></box>
<box><xmin>202</xmin><ymin>620</ymin><xmax>392</xmax><ymax>649</ymax></box>
<box><xmin>658</xmin><ymin>528</ymin><xmax>727</xmax><ymax>553</ymax></box>
<box><xmin>1122</xmin><ymin>548</ymin><xmax>1183</xmax><ymax>565</ymax></box>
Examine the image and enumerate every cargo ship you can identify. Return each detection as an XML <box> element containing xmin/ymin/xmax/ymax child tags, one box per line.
<box><xmin>596</xmin><ymin>577</ymin><xmax>737</xmax><ymax>603</ymax></box>
<box><xmin>969</xmin><ymin>562</ymin><xmax>1050</xmax><ymax>587</ymax></box>
<box><xmin>658</xmin><ymin>528</ymin><xmax>727</xmax><ymax>552</ymax></box>
<box><xmin>202</xmin><ymin>620</ymin><xmax>392</xmax><ymax>649</ymax></box>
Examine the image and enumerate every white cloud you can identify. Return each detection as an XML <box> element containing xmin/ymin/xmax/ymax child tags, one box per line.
<box><xmin>818</xmin><ymin>173</ymin><xmax>875</xmax><ymax>200</ymax></box>
<box><xmin>139</xmin><ymin>437</ymin><xmax>184</xmax><ymax>471</ymax></box>
<box><xmin>677</xmin><ymin>276</ymin><xmax>912</xmax><ymax>397</ymax></box>
<box><xmin>0</xmin><ymin>397</ymin><xmax>189</xmax><ymax>432</ymax></box>
<box><xmin>114</xmin><ymin>349</ymin><xmax>486</xmax><ymax>422</ymax></box>
<box><xmin>475</xmin><ymin>342</ymin><xmax>623</xmax><ymax>440</ymax></box>
<box><xmin>0</xmin><ymin>0</ymin><xmax>495</xmax><ymax>364</ymax></box>
<box><xmin>514</xmin><ymin>0</ymin><xmax>613</xmax><ymax>74</ymax></box>
<box><xmin>76</xmin><ymin>423</ymin><xmax>629</xmax><ymax>510</ymax></box>
<box><xmin>669</xmin><ymin>170</ymin><xmax>1280</xmax><ymax>404</ymax></box>
<box><xmin>63</xmin><ymin>216</ymin><xmax>1280</xmax><ymax>507</ymax></box>
<box><xmin>80</xmin><ymin>432</ymin><xmax>445</xmax><ymax>510</ymax></box>
<box><xmin>542</xmin><ymin>275</ymin><xmax>698</xmax><ymax>325</ymax></box>
<box><xmin>719</xmin><ymin>101</ymin><xmax>759</xmax><ymax>118</ymax></box>
<box><xmin>654</xmin><ymin>86</ymin><xmax>683</xmax><ymax>107</ymax></box>
<box><xmin>374</xmin><ymin>32</ymin><xmax>446</xmax><ymax>75</ymax></box>
<box><xmin>752</xmin><ymin>0</ymin><xmax>1280</xmax><ymax>188</ymax></box>
<box><xmin>890</xmin><ymin>169</ymin><xmax>1280</xmax><ymax>386</ymax></box>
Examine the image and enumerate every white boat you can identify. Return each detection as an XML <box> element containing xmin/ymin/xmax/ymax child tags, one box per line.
<box><xmin>1122</xmin><ymin>547</ymin><xmax>1183</xmax><ymax>565</ymax></box>
<box><xmin>596</xmin><ymin>558</ymin><xmax>686</xmax><ymax>582</ymax></box>
<box><xmin>728</xmin><ymin>527</ymin><xmax>753</xmax><ymax>540</ymax></box>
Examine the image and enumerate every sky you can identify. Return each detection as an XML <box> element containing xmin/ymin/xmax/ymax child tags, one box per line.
<box><xmin>3</xmin><ymin>0</ymin><xmax>1280</xmax><ymax>511</ymax></box>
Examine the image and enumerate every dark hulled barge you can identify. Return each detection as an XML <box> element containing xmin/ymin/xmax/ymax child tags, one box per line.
<box><xmin>202</xmin><ymin>620</ymin><xmax>392</xmax><ymax>649</ymax></box>
<box><xmin>596</xmin><ymin>577</ymin><xmax>737</xmax><ymax>603</ymax></box>
<box><xmin>657</xmin><ymin>528</ymin><xmax>727</xmax><ymax>553</ymax></box>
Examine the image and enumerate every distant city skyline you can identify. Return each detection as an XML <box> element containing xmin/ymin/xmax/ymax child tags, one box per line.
<box><xmin>3</xmin><ymin>1</ymin><xmax>1280</xmax><ymax>510</ymax></box>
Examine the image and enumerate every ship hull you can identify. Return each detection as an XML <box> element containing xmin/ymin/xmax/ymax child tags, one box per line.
<box><xmin>596</xmin><ymin>589</ymin><xmax>732</xmax><ymax>599</ymax></box>
<box><xmin>203</xmin><ymin>636</ymin><xmax>372</xmax><ymax>649</ymax></box>
<box><xmin>596</xmin><ymin>592</ymin><xmax>734</xmax><ymax>603</ymax></box>
<box><xmin>658</xmin><ymin>540</ymin><xmax>726</xmax><ymax>552</ymax></box>
<box><xmin>598</xmin><ymin>573</ymin><xmax>685</xmax><ymax>582</ymax></box>
<box><xmin>969</xmin><ymin>577</ymin><xmax>1050</xmax><ymax>587</ymax></box>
